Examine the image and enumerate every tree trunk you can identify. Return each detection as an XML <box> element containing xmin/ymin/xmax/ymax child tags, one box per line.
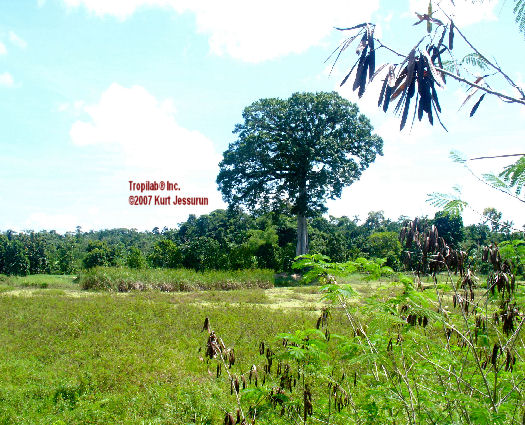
<box><xmin>296</xmin><ymin>214</ymin><xmax>308</xmax><ymax>257</ymax></box>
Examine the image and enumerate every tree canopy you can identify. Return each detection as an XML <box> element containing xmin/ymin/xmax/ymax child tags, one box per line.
<box><xmin>216</xmin><ymin>91</ymin><xmax>383</xmax><ymax>255</ymax></box>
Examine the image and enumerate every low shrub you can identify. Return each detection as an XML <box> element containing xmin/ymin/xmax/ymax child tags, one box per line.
<box><xmin>78</xmin><ymin>267</ymin><xmax>275</xmax><ymax>292</ymax></box>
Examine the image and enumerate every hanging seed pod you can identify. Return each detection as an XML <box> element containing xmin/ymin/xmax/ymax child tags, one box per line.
<box><xmin>241</xmin><ymin>375</ymin><xmax>246</xmax><ymax>390</ymax></box>
<box><xmin>316</xmin><ymin>316</ymin><xmax>322</xmax><ymax>329</ymax></box>
<box><xmin>445</xmin><ymin>328</ymin><xmax>452</xmax><ymax>340</ymax></box>
<box><xmin>259</xmin><ymin>342</ymin><xmax>265</xmax><ymax>355</ymax></box>
<box><xmin>228</xmin><ymin>349</ymin><xmax>235</xmax><ymax>368</ymax></box>
<box><xmin>422</xmin><ymin>316</ymin><xmax>428</xmax><ymax>327</ymax></box>
<box><xmin>203</xmin><ymin>317</ymin><xmax>210</xmax><ymax>333</ymax></box>
<box><xmin>303</xmin><ymin>386</ymin><xmax>313</xmax><ymax>422</ymax></box>
<box><xmin>224</xmin><ymin>412</ymin><xmax>235</xmax><ymax>425</ymax></box>
<box><xmin>325</xmin><ymin>328</ymin><xmax>330</xmax><ymax>341</ymax></box>
<box><xmin>505</xmin><ymin>349</ymin><xmax>512</xmax><ymax>372</ymax></box>
<box><xmin>491</xmin><ymin>343</ymin><xmax>500</xmax><ymax>367</ymax></box>
<box><xmin>217</xmin><ymin>363</ymin><xmax>222</xmax><ymax>378</ymax></box>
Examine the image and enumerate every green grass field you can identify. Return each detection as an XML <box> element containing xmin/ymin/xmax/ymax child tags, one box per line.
<box><xmin>0</xmin><ymin>274</ymin><xmax>335</xmax><ymax>424</ymax></box>
<box><xmin>1</xmin><ymin>273</ymin><xmax>523</xmax><ymax>424</ymax></box>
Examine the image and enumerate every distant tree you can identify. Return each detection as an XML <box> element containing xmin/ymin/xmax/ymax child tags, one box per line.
<box><xmin>22</xmin><ymin>232</ymin><xmax>49</xmax><ymax>274</ymax></box>
<box><xmin>56</xmin><ymin>238</ymin><xmax>76</xmax><ymax>274</ymax></box>
<box><xmin>3</xmin><ymin>240</ymin><xmax>30</xmax><ymax>276</ymax></box>
<box><xmin>365</xmin><ymin>231</ymin><xmax>402</xmax><ymax>269</ymax></box>
<box><xmin>147</xmin><ymin>240</ymin><xmax>182</xmax><ymax>269</ymax></box>
<box><xmin>82</xmin><ymin>241</ymin><xmax>117</xmax><ymax>269</ymax></box>
<box><xmin>482</xmin><ymin>207</ymin><xmax>503</xmax><ymax>233</ymax></box>
<box><xmin>433</xmin><ymin>211</ymin><xmax>464</xmax><ymax>249</ymax></box>
<box><xmin>363</xmin><ymin>211</ymin><xmax>389</xmax><ymax>233</ymax></box>
<box><xmin>126</xmin><ymin>247</ymin><xmax>146</xmax><ymax>269</ymax></box>
<box><xmin>217</xmin><ymin>91</ymin><xmax>383</xmax><ymax>256</ymax></box>
<box><xmin>182</xmin><ymin>237</ymin><xmax>225</xmax><ymax>271</ymax></box>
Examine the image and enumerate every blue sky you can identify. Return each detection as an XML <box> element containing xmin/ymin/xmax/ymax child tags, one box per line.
<box><xmin>1</xmin><ymin>0</ymin><xmax>524</xmax><ymax>233</ymax></box>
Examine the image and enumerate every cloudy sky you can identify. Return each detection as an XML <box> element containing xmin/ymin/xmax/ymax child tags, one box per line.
<box><xmin>1</xmin><ymin>0</ymin><xmax>523</xmax><ymax>233</ymax></box>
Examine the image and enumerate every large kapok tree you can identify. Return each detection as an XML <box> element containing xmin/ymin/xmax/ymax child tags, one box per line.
<box><xmin>216</xmin><ymin>91</ymin><xmax>383</xmax><ymax>256</ymax></box>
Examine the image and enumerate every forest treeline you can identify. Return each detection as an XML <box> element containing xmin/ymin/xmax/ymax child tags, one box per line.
<box><xmin>0</xmin><ymin>208</ymin><xmax>522</xmax><ymax>276</ymax></box>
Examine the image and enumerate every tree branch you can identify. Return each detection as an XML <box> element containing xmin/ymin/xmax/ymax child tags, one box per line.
<box><xmin>435</xmin><ymin>67</ymin><xmax>525</xmax><ymax>106</ymax></box>
<box><xmin>436</xmin><ymin>4</ymin><xmax>525</xmax><ymax>100</ymax></box>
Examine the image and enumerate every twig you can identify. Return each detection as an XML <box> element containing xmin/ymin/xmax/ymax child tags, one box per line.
<box><xmin>435</xmin><ymin>67</ymin><xmax>525</xmax><ymax>105</ymax></box>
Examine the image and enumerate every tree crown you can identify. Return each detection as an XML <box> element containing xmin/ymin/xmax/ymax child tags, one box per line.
<box><xmin>217</xmin><ymin>91</ymin><xmax>383</xmax><ymax>217</ymax></box>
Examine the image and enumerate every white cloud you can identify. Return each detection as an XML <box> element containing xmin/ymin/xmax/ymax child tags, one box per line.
<box><xmin>69</xmin><ymin>83</ymin><xmax>224</xmax><ymax>226</ymax></box>
<box><xmin>70</xmin><ymin>83</ymin><xmax>220</xmax><ymax>174</ymax></box>
<box><xmin>409</xmin><ymin>0</ymin><xmax>498</xmax><ymax>27</ymax></box>
<box><xmin>0</xmin><ymin>42</ymin><xmax>6</xmax><ymax>55</ymax></box>
<box><xmin>60</xmin><ymin>0</ymin><xmax>380</xmax><ymax>62</ymax></box>
<box><xmin>0</xmin><ymin>72</ymin><xmax>14</xmax><ymax>87</ymax></box>
<box><xmin>8</xmin><ymin>31</ymin><xmax>28</xmax><ymax>49</ymax></box>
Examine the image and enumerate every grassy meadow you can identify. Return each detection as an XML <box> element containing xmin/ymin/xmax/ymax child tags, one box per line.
<box><xmin>1</xmin><ymin>271</ymin><xmax>523</xmax><ymax>424</ymax></box>
<box><xmin>0</xmin><ymin>273</ymin><xmax>332</xmax><ymax>424</ymax></box>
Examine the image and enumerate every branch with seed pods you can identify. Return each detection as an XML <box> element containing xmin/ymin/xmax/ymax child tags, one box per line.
<box><xmin>202</xmin><ymin>317</ymin><xmax>248</xmax><ymax>425</ymax></box>
<box><xmin>327</xmin><ymin>1</ymin><xmax>525</xmax><ymax>132</ymax></box>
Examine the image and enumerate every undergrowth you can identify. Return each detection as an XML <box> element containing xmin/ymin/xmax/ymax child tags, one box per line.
<box><xmin>78</xmin><ymin>267</ymin><xmax>275</xmax><ymax>292</ymax></box>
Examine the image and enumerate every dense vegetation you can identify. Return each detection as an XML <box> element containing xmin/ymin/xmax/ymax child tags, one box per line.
<box><xmin>1</xmin><ymin>207</ymin><xmax>523</xmax><ymax>278</ymax></box>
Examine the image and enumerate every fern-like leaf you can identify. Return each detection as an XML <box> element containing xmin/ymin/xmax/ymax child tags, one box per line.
<box><xmin>460</xmin><ymin>53</ymin><xmax>490</xmax><ymax>71</ymax></box>
<box><xmin>498</xmin><ymin>156</ymin><xmax>525</xmax><ymax>195</ymax></box>
<box><xmin>514</xmin><ymin>0</ymin><xmax>525</xmax><ymax>38</ymax></box>
<box><xmin>449</xmin><ymin>150</ymin><xmax>466</xmax><ymax>164</ymax></box>
<box><xmin>427</xmin><ymin>187</ymin><xmax>468</xmax><ymax>215</ymax></box>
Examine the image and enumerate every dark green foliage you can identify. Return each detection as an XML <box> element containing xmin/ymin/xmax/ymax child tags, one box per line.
<box><xmin>0</xmin><ymin>205</ymin><xmax>520</xmax><ymax>276</ymax></box>
<box><xmin>217</xmin><ymin>92</ymin><xmax>383</xmax><ymax>216</ymax></box>
<box><xmin>217</xmin><ymin>91</ymin><xmax>383</xmax><ymax>255</ymax></box>
<box><xmin>126</xmin><ymin>246</ymin><xmax>146</xmax><ymax>269</ymax></box>
<box><xmin>182</xmin><ymin>237</ymin><xmax>226</xmax><ymax>271</ymax></box>
<box><xmin>365</xmin><ymin>231</ymin><xmax>402</xmax><ymax>269</ymax></box>
<box><xmin>147</xmin><ymin>240</ymin><xmax>182</xmax><ymax>269</ymax></box>
<box><xmin>2</xmin><ymin>240</ymin><xmax>30</xmax><ymax>276</ymax></box>
<box><xmin>82</xmin><ymin>241</ymin><xmax>119</xmax><ymax>269</ymax></box>
<box><xmin>433</xmin><ymin>210</ymin><xmax>464</xmax><ymax>249</ymax></box>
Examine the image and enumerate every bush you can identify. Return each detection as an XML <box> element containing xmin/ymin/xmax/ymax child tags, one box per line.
<box><xmin>78</xmin><ymin>267</ymin><xmax>275</xmax><ymax>292</ymax></box>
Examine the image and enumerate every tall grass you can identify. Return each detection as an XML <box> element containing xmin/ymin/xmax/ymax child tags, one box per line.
<box><xmin>78</xmin><ymin>267</ymin><xmax>275</xmax><ymax>292</ymax></box>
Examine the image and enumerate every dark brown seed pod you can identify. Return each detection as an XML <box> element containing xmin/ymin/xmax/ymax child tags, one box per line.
<box><xmin>234</xmin><ymin>377</ymin><xmax>240</xmax><ymax>393</ymax></box>
<box><xmin>228</xmin><ymin>349</ymin><xmax>235</xmax><ymax>368</ymax></box>
<box><xmin>224</xmin><ymin>412</ymin><xmax>234</xmax><ymax>425</ymax></box>
<box><xmin>449</xmin><ymin>21</ymin><xmax>454</xmax><ymax>50</ymax></box>
<box><xmin>491</xmin><ymin>344</ymin><xmax>500</xmax><ymax>367</ymax></box>
<box><xmin>203</xmin><ymin>317</ymin><xmax>210</xmax><ymax>332</ymax></box>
